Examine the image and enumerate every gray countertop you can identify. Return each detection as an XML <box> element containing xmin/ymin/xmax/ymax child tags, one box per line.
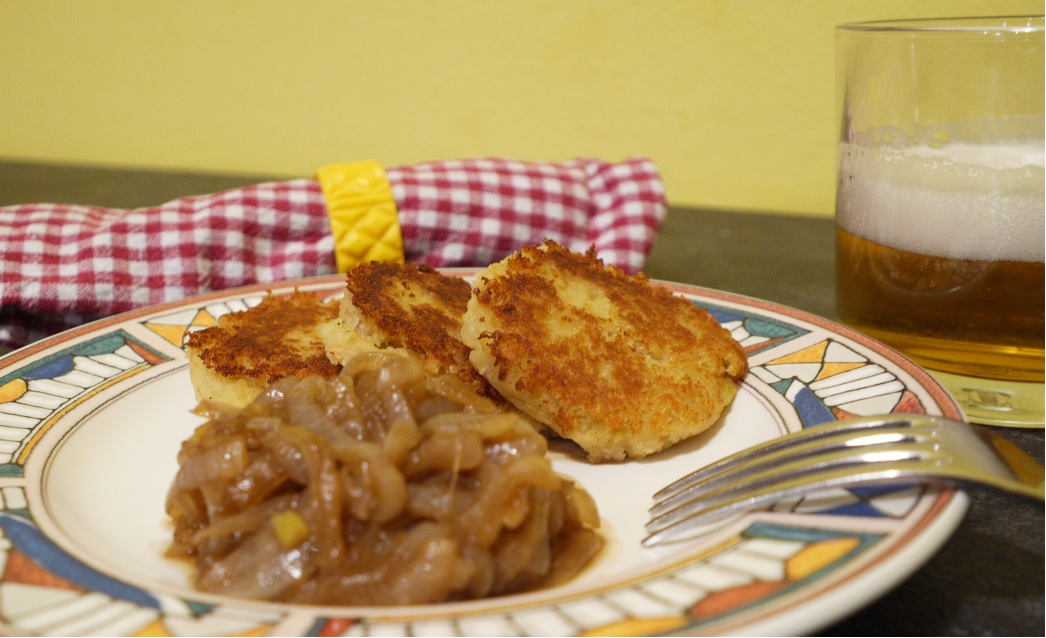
<box><xmin>1</xmin><ymin>160</ymin><xmax>1043</xmax><ymax>636</ymax></box>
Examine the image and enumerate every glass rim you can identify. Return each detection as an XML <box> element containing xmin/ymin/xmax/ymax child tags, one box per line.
<box><xmin>836</xmin><ymin>15</ymin><xmax>1043</xmax><ymax>34</ymax></box>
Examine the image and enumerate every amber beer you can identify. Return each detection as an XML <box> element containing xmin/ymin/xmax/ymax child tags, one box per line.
<box><xmin>836</xmin><ymin>140</ymin><xmax>1045</xmax><ymax>382</ymax></box>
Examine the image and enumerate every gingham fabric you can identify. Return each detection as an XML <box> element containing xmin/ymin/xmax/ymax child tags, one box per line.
<box><xmin>0</xmin><ymin>156</ymin><xmax>667</xmax><ymax>351</ymax></box>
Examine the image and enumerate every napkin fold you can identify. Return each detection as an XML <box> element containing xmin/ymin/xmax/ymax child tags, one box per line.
<box><xmin>0</xmin><ymin>157</ymin><xmax>667</xmax><ymax>351</ymax></box>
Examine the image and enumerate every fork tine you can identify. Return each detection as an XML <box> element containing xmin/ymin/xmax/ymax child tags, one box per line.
<box><xmin>644</xmin><ymin>414</ymin><xmax>1045</xmax><ymax>548</ymax></box>
<box><xmin>648</xmin><ymin>427</ymin><xmax>919</xmax><ymax>517</ymax></box>
<box><xmin>641</xmin><ymin>455</ymin><xmax>948</xmax><ymax>547</ymax></box>
<box><xmin>651</xmin><ymin>415</ymin><xmax>923</xmax><ymax>506</ymax></box>
<box><xmin>646</xmin><ymin>433</ymin><xmax>933</xmax><ymax>533</ymax></box>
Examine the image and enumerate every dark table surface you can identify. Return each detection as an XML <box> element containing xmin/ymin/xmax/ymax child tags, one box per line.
<box><xmin>1</xmin><ymin>160</ymin><xmax>1043</xmax><ymax>636</ymax></box>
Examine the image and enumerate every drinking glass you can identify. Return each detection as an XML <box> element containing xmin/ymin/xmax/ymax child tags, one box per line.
<box><xmin>835</xmin><ymin>16</ymin><xmax>1044</xmax><ymax>427</ymax></box>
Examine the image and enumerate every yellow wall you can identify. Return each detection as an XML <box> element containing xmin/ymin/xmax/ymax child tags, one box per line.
<box><xmin>0</xmin><ymin>0</ymin><xmax>1040</xmax><ymax>216</ymax></box>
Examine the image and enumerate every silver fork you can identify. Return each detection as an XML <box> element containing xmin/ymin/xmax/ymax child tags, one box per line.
<box><xmin>643</xmin><ymin>414</ymin><xmax>1045</xmax><ymax>547</ymax></box>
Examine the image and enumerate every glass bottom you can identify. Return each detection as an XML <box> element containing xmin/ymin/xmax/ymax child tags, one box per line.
<box><xmin>929</xmin><ymin>369</ymin><xmax>1045</xmax><ymax>428</ymax></box>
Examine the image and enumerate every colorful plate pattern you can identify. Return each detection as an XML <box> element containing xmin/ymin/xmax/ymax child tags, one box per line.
<box><xmin>0</xmin><ymin>274</ymin><xmax>966</xmax><ymax>637</ymax></box>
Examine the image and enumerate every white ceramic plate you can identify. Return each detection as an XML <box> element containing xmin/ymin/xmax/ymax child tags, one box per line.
<box><xmin>0</xmin><ymin>274</ymin><xmax>966</xmax><ymax>636</ymax></box>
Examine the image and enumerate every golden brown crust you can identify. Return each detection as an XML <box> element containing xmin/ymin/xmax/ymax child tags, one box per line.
<box><xmin>342</xmin><ymin>261</ymin><xmax>501</xmax><ymax>400</ymax></box>
<box><xmin>462</xmin><ymin>241</ymin><xmax>748</xmax><ymax>462</ymax></box>
<box><xmin>186</xmin><ymin>291</ymin><xmax>345</xmax><ymax>404</ymax></box>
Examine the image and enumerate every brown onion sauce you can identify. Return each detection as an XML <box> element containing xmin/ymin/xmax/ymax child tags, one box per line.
<box><xmin>166</xmin><ymin>352</ymin><xmax>603</xmax><ymax>605</ymax></box>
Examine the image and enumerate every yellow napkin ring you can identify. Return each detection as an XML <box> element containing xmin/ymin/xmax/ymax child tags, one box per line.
<box><xmin>317</xmin><ymin>160</ymin><xmax>404</xmax><ymax>272</ymax></box>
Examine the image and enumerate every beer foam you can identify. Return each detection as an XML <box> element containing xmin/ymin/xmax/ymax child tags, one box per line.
<box><xmin>838</xmin><ymin>141</ymin><xmax>1045</xmax><ymax>262</ymax></box>
<box><xmin>906</xmin><ymin>142</ymin><xmax>1045</xmax><ymax>171</ymax></box>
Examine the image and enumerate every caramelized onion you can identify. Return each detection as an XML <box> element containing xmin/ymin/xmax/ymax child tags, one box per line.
<box><xmin>167</xmin><ymin>351</ymin><xmax>602</xmax><ymax>605</ymax></box>
<box><xmin>174</xmin><ymin>437</ymin><xmax>248</xmax><ymax>491</ymax></box>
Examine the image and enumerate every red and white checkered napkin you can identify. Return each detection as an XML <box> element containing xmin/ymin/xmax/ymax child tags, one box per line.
<box><xmin>0</xmin><ymin>156</ymin><xmax>667</xmax><ymax>350</ymax></box>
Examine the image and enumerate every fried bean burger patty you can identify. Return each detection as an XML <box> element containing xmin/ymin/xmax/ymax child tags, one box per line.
<box><xmin>337</xmin><ymin>261</ymin><xmax>502</xmax><ymax>402</ymax></box>
<box><xmin>461</xmin><ymin>241</ymin><xmax>748</xmax><ymax>462</ymax></box>
<box><xmin>186</xmin><ymin>290</ymin><xmax>375</xmax><ymax>409</ymax></box>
